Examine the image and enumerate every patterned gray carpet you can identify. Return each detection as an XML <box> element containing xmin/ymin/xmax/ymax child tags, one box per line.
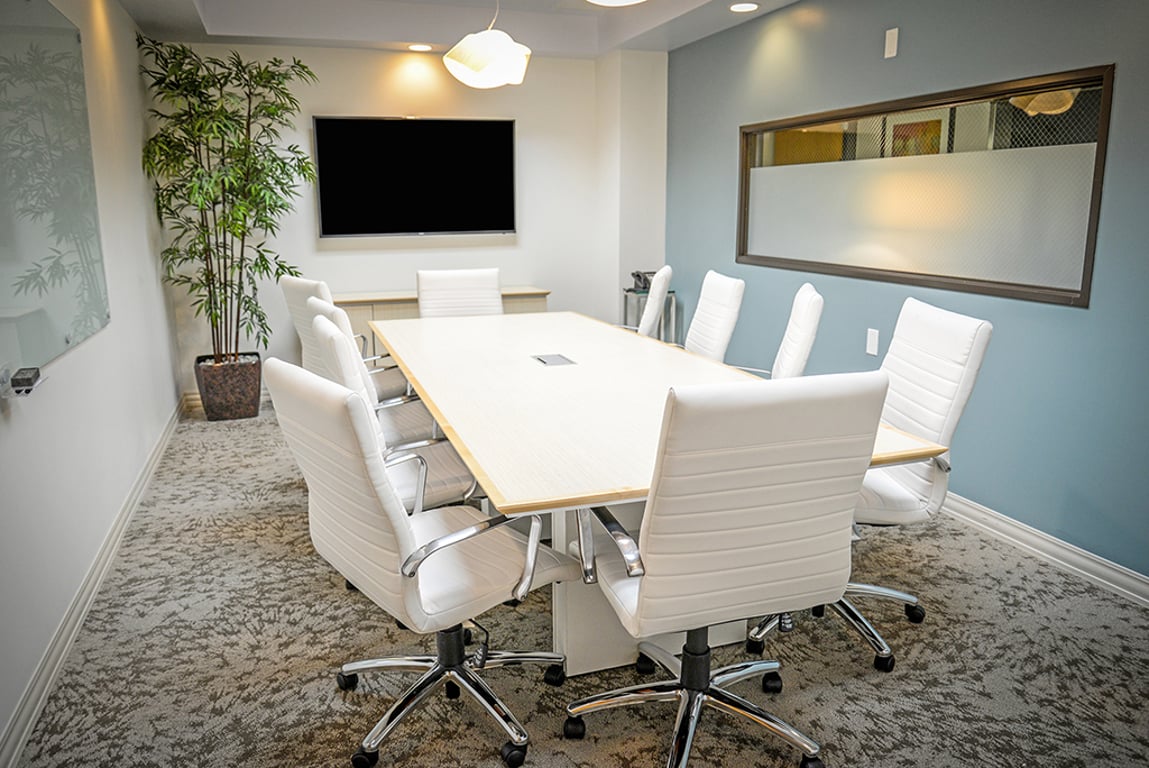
<box><xmin>16</xmin><ymin>400</ymin><xmax>1149</xmax><ymax>768</ymax></box>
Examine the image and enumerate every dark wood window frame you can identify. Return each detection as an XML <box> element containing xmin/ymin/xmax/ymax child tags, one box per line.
<box><xmin>736</xmin><ymin>65</ymin><xmax>1115</xmax><ymax>307</ymax></box>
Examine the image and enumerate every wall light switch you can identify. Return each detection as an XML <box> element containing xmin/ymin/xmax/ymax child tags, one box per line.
<box><xmin>884</xmin><ymin>27</ymin><xmax>899</xmax><ymax>59</ymax></box>
<box><xmin>866</xmin><ymin>328</ymin><xmax>879</xmax><ymax>356</ymax></box>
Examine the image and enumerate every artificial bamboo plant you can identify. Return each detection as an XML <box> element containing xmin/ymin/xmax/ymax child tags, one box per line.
<box><xmin>138</xmin><ymin>36</ymin><xmax>316</xmax><ymax>364</ymax></box>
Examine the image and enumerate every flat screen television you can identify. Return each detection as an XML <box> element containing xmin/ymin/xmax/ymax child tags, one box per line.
<box><xmin>313</xmin><ymin>116</ymin><xmax>515</xmax><ymax>237</ymax></box>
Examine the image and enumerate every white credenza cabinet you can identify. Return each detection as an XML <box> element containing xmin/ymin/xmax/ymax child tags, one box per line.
<box><xmin>333</xmin><ymin>286</ymin><xmax>550</xmax><ymax>361</ymax></box>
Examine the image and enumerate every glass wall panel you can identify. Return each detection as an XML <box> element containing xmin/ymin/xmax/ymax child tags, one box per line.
<box><xmin>0</xmin><ymin>0</ymin><xmax>109</xmax><ymax>370</ymax></box>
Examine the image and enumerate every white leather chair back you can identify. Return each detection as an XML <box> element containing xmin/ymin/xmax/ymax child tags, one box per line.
<box><xmin>683</xmin><ymin>270</ymin><xmax>744</xmax><ymax>362</ymax></box>
<box><xmin>264</xmin><ymin>358</ymin><xmax>416</xmax><ymax>623</ymax></box>
<box><xmin>280</xmin><ymin>275</ymin><xmax>335</xmax><ymax>378</ymax></box>
<box><xmin>877</xmin><ymin>297</ymin><xmax>993</xmax><ymax>516</ymax></box>
<box><xmin>770</xmin><ymin>282</ymin><xmax>824</xmax><ymax>379</ymax></box>
<box><xmin>630</xmin><ymin>371</ymin><xmax>888</xmax><ymax>638</ymax></box>
<box><xmin>417</xmin><ymin>268</ymin><xmax>503</xmax><ymax>318</ymax></box>
<box><xmin>313</xmin><ymin>313</ymin><xmax>381</xmax><ymax>412</ymax></box>
<box><xmin>306</xmin><ymin>295</ymin><xmax>357</xmax><ymax>342</ymax></box>
<box><xmin>636</xmin><ymin>265</ymin><xmax>673</xmax><ymax>338</ymax></box>
<box><xmin>308</xmin><ymin>297</ymin><xmax>379</xmax><ymax>399</ymax></box>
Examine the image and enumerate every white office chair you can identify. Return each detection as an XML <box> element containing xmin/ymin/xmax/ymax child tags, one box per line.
<box><xmin>264</xmin><ymin>358</ymin><xmax>581</xmax><ymax>768</ymax></box>
<box><xmin>737</xmin><ymin>282</ymin><xmax>824</xmax><ymax>379</ymax></box>
<box><xmin>769</xmin><ymin>283</ymin><xmax>824</xmax><ymax>379</ymax></box>
<box><xmin>636</xmin><ymin>265</ymin><xmax>673</xmax><ymax>338</ymax></box>
<box><xmin>306</xmin><ymin>296</ymin><xmax>409</xmax><ymax>400</ymax></box>
<box><xmin>682</xmin><ymin>270</ymin><xmax>745</xmax><ymax>362</ymax></box>
<box><xmin>312</xmin><ymin>314</ymin><xmax>477</xmax><ymax>510</ymax></box>
<box><xmin>280</xmin><ymin>275</ymin><xmax>336</xmax><ymax>378</ymax></box>
<box><xmin>857</xmin><ymin>297</ymin><xmax>992</xmax><ymax>525</ymax></box>
<box><xmin>416</xmin><ymin>267</ymin><xmax>503</xmax><ymax>317</ymax></box>
<box><xmin>563</xmin><ymin>371</ymin><xmax>889</xmax><ymax>768</ymax></box>
<box><xmin>748</xmin><ymin>297</ymin><xmax>992</xmax><ymax>671</ymax></box>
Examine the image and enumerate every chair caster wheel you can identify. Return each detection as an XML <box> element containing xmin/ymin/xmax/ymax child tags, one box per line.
<box><xmin>799</xmin><ymin>755</ymin><xmax>824</xmax><ymax>768</ymax></box>
<box><xmin>544</xmin><ymin>664</ymin><xmax>566</xmax><ymax>686</ymax></box>
<box><xmin>563</xmin><ymin>716</ymin><xmax>586</xmax><ymax>739</ymax></box>
<box><xmin>635</xmin><ymin>653</ymin><xmax>657</xmax><ymax>675</ymax></box>
<box><xmin>350</xmin><ymin>747</ymin><xmax>378</xmax><ymax>768</ymax></box>
<box><xmin>445</xmin><ymin>681</ymin><xmax>461</xmax><ymax>699</ymax></box>
<box><xmin>811</xmin><ymin>604</ymin><xmax>825</xmax><ymax>618</ymax></box>
<box><xmin>761</xmin><ymin>671</ymin><xmax>783</xmax><ymax>694</ymax></box>
<box><xmin>500</xmin><ymin>741</ymin><xmax>527</xmax><ymax>767</ymax></box>
<box><xmin>345</xmin><ymin>579</ymin><xmax>359</xmax><ymax>592</ymax></box>
<box><xmin>336</xmin><ymin>672</ymin><xmax>359</xmax><ymax>691</ymax></box>
<box><xmin>745</xmin><ymin>638</ymin><xmax>765</xmax><ymax>655</ymax></box>
<box><xmin>395</xmin><ymin>618</ymin><xmax>408</xmax><ymax>631</ymax></box>
<box><xmin>463</xmin><ymin>627</ymin><xmax>474</xmax><ymax>644</ymax></box>
<box><xmin>874</xmin><ymin>654</ymin><xmax>895</xmax><ymax>672</ymax></box>
<box><xmin>905</xmin><ymin>604</ymin><xmax>926</xmax><ymax>623</ymax></box>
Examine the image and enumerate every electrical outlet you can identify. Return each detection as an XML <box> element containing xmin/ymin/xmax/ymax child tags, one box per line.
<box><xmin>866</xmin><ymin>328</ymin><xmax>879</xmax><ymax>356</ymax></box>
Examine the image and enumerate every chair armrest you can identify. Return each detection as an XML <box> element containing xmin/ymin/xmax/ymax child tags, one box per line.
<box><xmin>576</xmin><ymin>509</ymin><xmax>597</xmax><ymax>584</ymax></box>
<box><xmin>733</xmin><ymin>365</ymin><xmax>771</xmax><ymax>378</ymax></box>
<box><xmin>368</xmin><ymin>359</ymin><xmax>401</xmax><ymax>372</ymax></box>
<box><xmin>513</xmin><ymin>515</ymin><xmax>543</xmax><ymax>601</ymax></box>
<box><xmin>384</xmin><ymin>451</ymin><xmax>427</xmax><ymax>516</ymax></box>
<box><xmin>934</xmin><ymin>455</ymin><xmax>951</xmax><ymax>473</ymax></box>
<box><xmin>352</xmin><ymin>332</ymin><xmax>370</xmax><ymax>358</ymax></box>
<box><xmin>375</xmin><ymin>393</ymin><xmax>421</xmax><ymax>410</ymax></box>
<box><xmin>383</xmin><ymin>436</ymin><xmax>449</xmax><ymax>456</ymax></box>
<box><xmin>590</xmin><ymin>506</ymin><xmax>644</xmax><ymax>577</ymax></box>
<box><xmin>399</xmin><ymin>513</ymin><xmax>513</xmax><ymax>574</ymax></box>
<box><xmin>402</xmin><ymin>513</ymin><xmax>546</xmax><ymax>599</ymax></box>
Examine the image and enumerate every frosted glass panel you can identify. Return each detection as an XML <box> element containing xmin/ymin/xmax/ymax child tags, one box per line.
<box><xmin>0</xmin><ymin>0</ymin><xmax>109</xmax><ymax>369</ymax></box>
<box><xmin>737</xmin><ymin>67</ymin><xmax>1112</xmax><ymax>306</ymax></box>
<box><xmin>747</xmin><ymin>144</ymin><xmax>1095</xmax><ymax>290</ymax></box>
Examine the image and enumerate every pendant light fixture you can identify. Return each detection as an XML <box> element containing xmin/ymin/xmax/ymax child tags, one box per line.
<box><xmin>1009</xmin><ymin>88</ymin><xmax>1081</xmax><ymax>117</ymax></box>
<box><xmin>443</xmin><ymin>0</ymin><xmax>531</xmax><ymax>89</ymax></box>
<box><xmin>585</xmin><ymin>0</ymin><xmax>648</xmax><ymax>6</ymax></box>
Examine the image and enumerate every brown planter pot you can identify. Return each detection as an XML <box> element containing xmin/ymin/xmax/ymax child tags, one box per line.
<box><xmin>194</xmin><ymin>353</ymin><xmax>261</xmax><ymax>421</ymax></box>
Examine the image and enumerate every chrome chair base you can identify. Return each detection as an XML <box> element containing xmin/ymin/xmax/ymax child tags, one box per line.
<box><xmin>565</xmin><ymin>629</ymin><xmax>823</xmax><ymax>768</ymax></box>
<box><xmin>338</xmin><ymin>624</ymin><xmax>564</xmax><ymax>768</ymax></box>
<box><xmin>747</xmin><ymin>583</ymin><xmax>925</xmax><ymax>672</ymax></box>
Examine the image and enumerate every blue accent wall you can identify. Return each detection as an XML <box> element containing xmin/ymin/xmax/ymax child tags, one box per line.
<box><xmin>666</xmin><ymin>0</ymin><xmax>1149</xmax><ymax>575</ymax></box>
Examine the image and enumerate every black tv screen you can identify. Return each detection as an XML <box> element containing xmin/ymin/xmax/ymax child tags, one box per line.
<box><xmin>313</xmin><ymin>117</ymin><xmax>516</xmax><ymax>237</ymax></box>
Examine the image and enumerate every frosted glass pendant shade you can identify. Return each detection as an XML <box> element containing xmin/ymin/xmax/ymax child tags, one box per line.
<box><xmin>585</xmin><ymin>0</ymin><xmax>648</xmax><ymax>6</ymax></box>
<box><xmin>443</xmin><ymin>29</ymin><xmax>531</xmax><ymax>89</ymax></box>
<box><xmin>1009</xmin><ymin>89</ymin><xmax>1080</xmax><ymax>116</ymax></box>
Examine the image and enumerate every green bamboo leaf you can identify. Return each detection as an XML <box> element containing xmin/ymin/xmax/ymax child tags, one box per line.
<box><xmin>138</xmin><ymin>38</ymin><xmax>316</xmax><ymax>356</ymax></box>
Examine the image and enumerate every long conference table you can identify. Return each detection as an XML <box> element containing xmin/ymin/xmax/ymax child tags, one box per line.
<box><xmin>371</xmin><ymin>311</ymin><xmax>946</xmax><ymax>675</ymax></box>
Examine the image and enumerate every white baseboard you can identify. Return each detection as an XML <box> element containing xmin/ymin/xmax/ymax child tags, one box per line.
<box><xmin>180</xmin><ymin>391</ymin><xmax>202</xmax><ymax>416</ymax></box>
<box><xmin>0</xmin><ymin>405</ymin><xmax>182</xmax><ymax>768</ymax></box>
<box><xmin>943</xmin><ymin>493</ymin><xmax>1149</xmax><ymax>608</ymax></box>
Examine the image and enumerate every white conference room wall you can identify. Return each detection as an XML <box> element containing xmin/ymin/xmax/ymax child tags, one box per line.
<box><xmin>596</xmin><ymin>51</ymin><xmax>670</xmax><ymax>304</ymax></box>
<box><xmin>168</xmin><ymin>44</ymin><xmax>669</xmax><ymax>395</ymax></box>
<box><xmin>0</xmin><ymin>0</ymin><xmax>181</xmax><ymax>751</ymax></box>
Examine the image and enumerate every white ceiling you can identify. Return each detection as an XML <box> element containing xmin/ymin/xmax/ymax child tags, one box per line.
<box><xmin>118</xmin><ymin>0</ymin><xmax>797</xmax><ymax>58</ymax></box>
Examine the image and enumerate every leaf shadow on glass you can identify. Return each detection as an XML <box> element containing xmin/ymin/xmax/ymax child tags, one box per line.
<box><xmin>0</xmin><ymin>22</ymin><xmax>109</xmax><ymax>367</ymax></box>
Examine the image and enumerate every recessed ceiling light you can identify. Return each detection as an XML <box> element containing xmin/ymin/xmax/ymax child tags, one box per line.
<box><xmin>408</xmin><ymin>43</ymin><xmax>432</xmax><ymax>52</ymax></box>
<box><xmin>730</xmin><ymin>2</ymin><xmax>759</xmax><ymax>12</ymax></box>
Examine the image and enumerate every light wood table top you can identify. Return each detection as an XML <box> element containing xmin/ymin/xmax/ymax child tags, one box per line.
<box><xmin>871</xmin><ymin>423</ymin><xmax>947</xmax><ymax>467</ymax></box>
<box><xmin>371</xmin><ymin>311</ymin><xmax>945</xmax><ymax>515</ymax></box>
